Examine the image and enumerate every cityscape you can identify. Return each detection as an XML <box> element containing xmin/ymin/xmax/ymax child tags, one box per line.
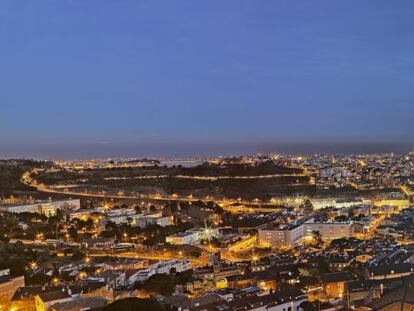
<box><xmin>1</xmin><ymin>1</ymin><xmax>414</xmax><ymax>311</ymax></box>
<box><xmin>1</xmin><ymin>153</ymin><xmax>414</xmax><ymax>311</ymax></box>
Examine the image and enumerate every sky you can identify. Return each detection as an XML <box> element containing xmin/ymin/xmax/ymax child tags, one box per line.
<box><xmin>1</xmin><ymin>1</ymin><xmax>414</xmax><ymax>152</ymax></box>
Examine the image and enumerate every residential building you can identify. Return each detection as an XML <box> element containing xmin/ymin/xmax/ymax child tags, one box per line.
<box><xmin>50</xmin><ymin>296</ymin><xmax>107</xmax><ymax>311</ymax></box>
<box><xmin>1</xmin><ymin>199</ymin><xmax>80</xmax><ymax>216</ymax></box>
<box><xmin>321</xmin><ymin>272</ymin><xmax>354</xmax><ymax>298</ymax></box>
<box><xmin>304</xmin><ymin>221</ymin><xmax>355</xmax><ymax>241</ymax></box>
<box><xmin>0</xmin><ymin>269</ymin><xmax>25</xmax><ymax>307</ymax></box>
<box><xmin>127</xmin><ymin>259</ymin><xmax>191</xmax><ymax>284</ymax></box>
<box><xmin>365</xmin><ymin>263</ymin><xmax>414</xmax><ymax>280</ymax></box>
<box><xmin>258</xmin><ymin>219</ymin><xmax>313</xmax><ymax>248</ymax></box>
<box><xmin>166</xmin><ymin>228</ymin><xmax>220</xmax><ymax>245</ymax></box>
<box><xmin>35</xmin><ymin>290</ymin><xmax>73</xmax><ymax>311</ymax></box>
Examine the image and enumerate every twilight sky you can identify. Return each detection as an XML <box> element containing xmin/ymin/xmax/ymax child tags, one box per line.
<box><xmin>1</xmin><ymin>1</ymin><xmax>414</xmax><ymax>146</ymax></box>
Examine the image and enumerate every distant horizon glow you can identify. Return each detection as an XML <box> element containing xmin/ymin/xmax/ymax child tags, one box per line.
<box><xmin>1</xmin><ymin>141</ymin><xmax>413</xmax><ymax>160</ymax></box>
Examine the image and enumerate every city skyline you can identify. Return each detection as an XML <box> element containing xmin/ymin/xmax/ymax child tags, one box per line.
<box><xmin>1</xmin><ymin>141</ymin><xmax>414</xmax><ymax>160</ymax></box>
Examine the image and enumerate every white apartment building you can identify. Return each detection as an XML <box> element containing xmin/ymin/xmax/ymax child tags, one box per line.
<box><xmin>135</xmin><ymin>211</ymin><xmax>172</xmax><ymax>228</ymax></box>
<box><xmin>304</xmin><ymin>221</ymin><xmax>355</xmax><ymax>241</ymax></box>
<box><xmin>258</xmin><ymin>219</ymin><xmax>314</xmax><ymax>248</ymax></box>
<box><xmin>127</xmin><ymin>259</ymin><xmax>191</xmax><ymax>284</ymax></box>
<box><xmin>107</xmin><ymin>210</ymin><xmax>172</xmax><ymax>228</ymax></box>
<box><xmin>310</xmin><ymin>197</ymin><xmax>371</xmax><ymax>210</ymax></box>
<box><xmin>258</xmin><ymin>218</ymin><xmax>355</xmax><ymax>247</ymax></box>
<box><xmin>107</xmin><ymin>208</ymin><xmax>136</xmax><ymax>217</ymax></box>
<box><xmin>166</xmin><ymin>231</ymin><xmax>199</xmax><ymax>245</ymax></box>
<box><xmin>1</xmin><ymin>199</ymin><xmax>80</xmax><ymax>216</ymax></box>
<box><xmin>166</xmin><ymin>228</ymin><xmax>220</xmax><ymax>245</ymax></box>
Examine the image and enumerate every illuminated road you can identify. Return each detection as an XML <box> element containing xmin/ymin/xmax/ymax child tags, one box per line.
<box><xmin>197</xmin><ymin>235</ymin><xmax>257</xmax><ymax>262</ymax></box>
<box><xmin>87</xmin><ymin>250</ymin><xmax>208</xmax><ymax>266</ymax></box>
<box><xmin>104</xmin><ymin>172</ymin><xmax>307</xmax><ymax>181</ymax></box>
<box><xmin>364</xmin><ymin>214</ymin><xmax>387</xmax><ymax>239</ymax></box>
<box><xmin>22</xmin><ymin>170</ymin><xmax>307</xmax><ymax>207</ymax></box>
<box><xmin>400</xmin><ymin>185</ymin><xmax>413</xmax><ymax>197</ymax></box>
<box><xmin>228</xmin><ymin>235</ymin><xmax>256</xmax><ymax>252</ymax></box>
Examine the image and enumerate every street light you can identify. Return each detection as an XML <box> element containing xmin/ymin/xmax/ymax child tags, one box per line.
<box><xmin>29</xmin><ymin>261</ymin><xmax>38</xmax><ymax>270</ymax></box>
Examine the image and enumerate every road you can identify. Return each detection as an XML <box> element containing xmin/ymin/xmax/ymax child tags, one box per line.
<box><xmin>21</xmin><ymin>170</ymin><xmax>306</xmax><ymax>207</ymax></box>
<box><xmin>104</xmin><ymin>172</ymin><xmax>307</xmax><ymax>181</ymax></box>
<box><xmin>87</xmin><ymin>250</ymin><xmax>208</xmax><ymax>266</ymax></box>
<box><xmin>228</xmin><ymin>235</ymin><xmax>256</xmax><ymax>252</ymax></box>
<box><xmin>400</xmin><ymin>185</ymin><xmax>413</xmax><ymax>197</ymax></box>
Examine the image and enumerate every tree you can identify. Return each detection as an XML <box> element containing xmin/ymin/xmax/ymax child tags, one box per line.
<box><xmin>71</xmin><ymin>250</ymin><xmax>86</xmax><ymax>261</ymax></box>
<box><xmin>312</xmin><ymin>230</ymin><xmax>324</xmax><ymax>246</ymax></box>
<box><xmin>335</xmin><ymin>215</ymin><xmax>348</xmax><ymax>222</ymax></box>
<box><xmin>85</xmin><ymin>218</ymin><xmax>94</xmax><ymax>230</ymax></box>
<box><xmin>136</xmin><ymin>270</ymin><xmax>193</xmax><ymax>296</ymax></box>
<box><xmin>68</xmin><ymin>226</ymin><xmax>78</xmax><ymax>239</ymax></box>
<box><xmin>317</xmin><ymin>259</ymin><xmax>330</xmax><ymax>275</ymax></box>
<box><xmin>102</xmin><ymin>220</ymin><xmax>120</xmax><ymax>238</ymax></box>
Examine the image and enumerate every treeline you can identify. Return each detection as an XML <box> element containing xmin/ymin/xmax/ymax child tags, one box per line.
<box><xmin>0</xmin><ymin>159</ymin><xmax>52</xmax><ymax>196</ymax></box>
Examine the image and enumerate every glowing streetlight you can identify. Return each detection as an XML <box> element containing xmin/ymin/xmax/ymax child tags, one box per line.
<box><xmin>29</xmin><ymin>261</ymin><xmax>38</xmax><ymax>270</ymax></box>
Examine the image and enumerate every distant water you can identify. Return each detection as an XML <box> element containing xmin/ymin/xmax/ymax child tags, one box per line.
<box><xmin>1</xmin><ymin>142</ymin><xmax>413</xmax><ymax>160</ymax></box>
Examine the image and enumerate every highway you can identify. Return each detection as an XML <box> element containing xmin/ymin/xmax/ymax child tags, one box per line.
<box><xmin>104</xmin><ymin>172</ymin><xmax>307</xmax><ymax>181</ymax></box>
<box><xmin>21</xmin><ymin>170</ymin><xmax>307</xmax><ymax>207</ymax></box>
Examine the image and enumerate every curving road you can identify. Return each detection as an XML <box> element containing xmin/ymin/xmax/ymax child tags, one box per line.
<box><xmin>103</xmin><ymin>172</ymin><xmax>307</xmax><ymax>181</ymax></box>
<box><xmin>22</xmin><ymin>170</ymin><xmax>301</xmax><ymax>207</ymax></box>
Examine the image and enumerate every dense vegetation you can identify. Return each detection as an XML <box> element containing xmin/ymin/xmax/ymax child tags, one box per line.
<box><xmin>0</xmin><ymin>159</ymin><xmax>51</xmax><ymax>196</ymax></box>
<box><xmin>0</xmin><ymin>240</ymin><xmax>51</xmax><ymax>276</ymax></box>
<box><xmin>37</xmin><ymin>161</ymin><xmax>303</xmax><ymax>181</ymax></box>
<box><xmin>135</xmin><ymin>269</ymin><xmax>194</xmax><ymax>295</ymax></box>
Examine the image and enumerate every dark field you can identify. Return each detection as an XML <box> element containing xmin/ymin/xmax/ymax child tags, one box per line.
<box><xmin>35</xmin><ymin>162</ymin><xmax>311</xmax><ymax>200</ymax></box>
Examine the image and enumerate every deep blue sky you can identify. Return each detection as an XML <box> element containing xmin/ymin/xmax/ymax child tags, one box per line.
<box><xmin>1</xmin><ymin>1</ymin><xmax>414</xmax><ymax>147</ymax></box>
